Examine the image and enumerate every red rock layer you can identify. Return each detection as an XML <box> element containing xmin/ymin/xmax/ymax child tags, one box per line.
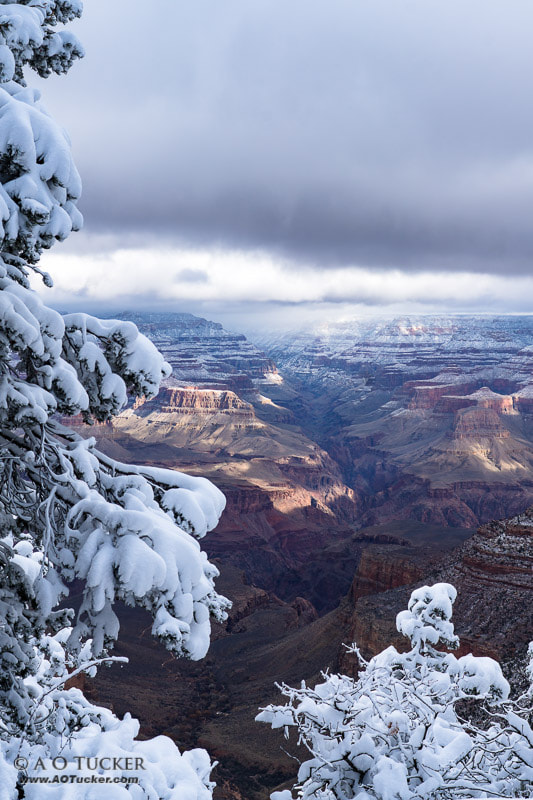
<box><xmin>407</xmin><ymin>381</ymin><xmax>478</xmax><ymax>409</ymax></box>
<box><xmin>134</xmin><ymin>387</ymin><xmax>254</xmax><ymax>415</ymax></box>
<box><xmin>451</xmin><ymin>407</ymin><xmax>510</xmax><ymax>440</ymax></box>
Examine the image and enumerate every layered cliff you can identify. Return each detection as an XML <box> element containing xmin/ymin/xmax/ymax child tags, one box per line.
<box><xmin>344</xmin><ymin>508</ymin><xmax>533</xmax><ymax>666</ymax></box>
<box><xmin>86</xmin><ymin>380</ymin><xmax>360</xmax><ymax>609</ymax></box>
<box><xmin>134</xmin><ymin>387</ymin><xmax>254</xmax><ymax>415</ymax></box>
<box><xmin>260</xmin><ymin>316</ymin><xmax>533</xmax><ymax>528</ymax></box>
<box><xmin>115</xmin><ymin>312</ymin><xmax>281</xmax><ymax>399</ymax></box>
<box><xmin>438</xmin><ymin>509</ymin><xmax>533</xmax><ymax>656</ymax></box>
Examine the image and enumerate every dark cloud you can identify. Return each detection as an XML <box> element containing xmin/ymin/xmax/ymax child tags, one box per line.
<box><xmin>38</xmin><ymin>0</ymin><xmax>533</xmax><ymax>275</ymax></box>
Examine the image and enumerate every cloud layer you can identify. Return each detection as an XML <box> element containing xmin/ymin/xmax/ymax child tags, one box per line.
<box><xmin>38</xmin><ymin>1</ymin><xmax>533</xmax><ymax>276</ymax></box>
<box><xmin>39</xmin><ymin>244</ymin><xmax>533</xmax><ymax>332</ymax></box>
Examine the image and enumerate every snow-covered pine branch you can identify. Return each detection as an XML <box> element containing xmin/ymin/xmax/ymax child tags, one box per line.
<box><xmin>0</xmin><ymin>4</ymin><xmax>230</xmax><ymax>798</ymax></box>
<box><xmin>258</xmin><ymin>583</ymin><xmax>533</xmax><ymax>800</ymax></box>
<box><xmin>0</xmin><ymin>526</ymin><xmax>221</xmax><ymax>800</ymax></box>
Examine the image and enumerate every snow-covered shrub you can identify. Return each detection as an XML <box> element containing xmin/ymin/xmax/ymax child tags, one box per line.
<box><xmin>0</xmin><ymin>4</ymin><xmax>230</xmax><ymax>798</ymax></box>
<box><xmin>258</xmin><ymin>583</ymin><xmax>533</xmax><ymax>800</ymax></box>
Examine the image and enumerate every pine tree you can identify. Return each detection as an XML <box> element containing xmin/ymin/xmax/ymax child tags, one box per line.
<box><xmin>258</xmin><ymin>583</ymin><xmax>533</xmax><ymax>800</ymax></box>
<box><xmin>0</xmin><ymin>4</ymin><xmax>229</xmax><ymax>797</ymax></box>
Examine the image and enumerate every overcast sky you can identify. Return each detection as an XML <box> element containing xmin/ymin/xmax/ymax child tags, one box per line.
<box><xmin>36</xmin><ymin>0</ymin><xmax>533</xmax><ymax>330</ymax></box>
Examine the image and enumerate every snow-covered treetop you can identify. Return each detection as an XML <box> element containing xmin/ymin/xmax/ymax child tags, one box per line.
<box><xmin>258</xmin><ymin>583</ymin><xmax>531</xmax><ymax>800</ymax></box>
<box><xmin>394</xmin><ymin>583</ymin><xmax>508</xmax><ymax>699</ymax></box>
<box><xmin>396</xmin><ymin>582</ymin><xmax>459</xmax><ymax>654</ymax></box>
<box><xmin>0</xmin><ymin>0</ymin><xmax>83</xmax><ymax>266</ymax></box>
<box><xmin>0</xmin><ymin>1</ymin><xmax>83</xmax><ymax>81</ymax></box>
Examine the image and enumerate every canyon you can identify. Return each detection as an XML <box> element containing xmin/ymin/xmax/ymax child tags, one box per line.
<box><xmin>259</xmin><ymin>316</ymin><xmax>533</xmax><ymax>527</ymax></box>
<box><xmin>73</xmin><ymin>312</ymin><xmax>533</xmax><ymax>799</ymax></box>
<box><xmin>109</xmin><ymin>313</ymin><xmax>533</xmax><ymax>534</ymax></box>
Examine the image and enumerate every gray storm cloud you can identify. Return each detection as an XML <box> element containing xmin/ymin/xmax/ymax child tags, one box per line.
<box><xmin>38</xmin><ymin>0</ymin><xmax>533</xmax><ymax>275</ymax></box>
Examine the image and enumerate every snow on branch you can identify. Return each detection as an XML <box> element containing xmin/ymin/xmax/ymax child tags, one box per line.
<box><xmin>258</xmin><ymin>583</ymin><xmax>533</xmax><ymax>800</ymax></box>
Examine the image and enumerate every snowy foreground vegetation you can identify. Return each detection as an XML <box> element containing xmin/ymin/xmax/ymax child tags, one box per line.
<box><xmin>0</xmin><ymin>2</ymin><xmax>229</xmax><ymax>798</ymax></box>
<box><xmin>258</xmin><ymin>583</ymin><xmax>533</xmax><ymax>800</ymax></box>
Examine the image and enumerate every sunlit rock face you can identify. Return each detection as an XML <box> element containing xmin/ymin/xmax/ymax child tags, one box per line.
<box><xmin>259</xmin><ymin>315</ymin><xmax>533</xmax><ymax>528</ymax></box>
<box><xmin>104</xmin><ymin>382</ymin><xmax>360</xmax><ymax>612</ymax></box>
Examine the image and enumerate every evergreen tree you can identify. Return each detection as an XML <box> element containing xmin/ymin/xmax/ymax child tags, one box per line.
<box><xmin>0</xmin><ymin>3</ymin><xmax>229</xmax><ymax>797</ymax></box>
